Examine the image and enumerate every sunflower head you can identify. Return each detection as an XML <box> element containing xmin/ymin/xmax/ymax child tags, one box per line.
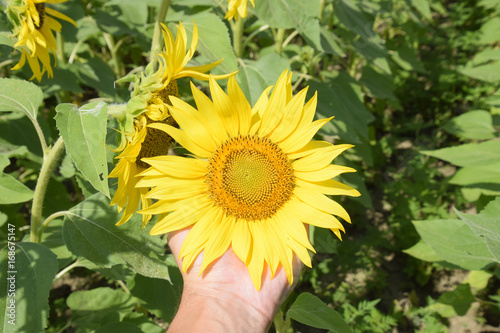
<box><xmin>7</xmin><ymin>0</ymin><xmax>76</xmax><ymax>81</ymax></box>
<box><xmin>108</xmin><ymin>21</ymin><xmax>235</xmax><ymax>227</ymax></box>
<box><xmin>137</xmin><ymin>70</ymin><xmax>361</xmax><ymax>290</ymax></box>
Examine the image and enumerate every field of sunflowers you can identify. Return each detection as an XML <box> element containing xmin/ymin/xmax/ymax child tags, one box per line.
<box><xmin>1</xmin><ymin>0</ymin><xmax>499</xmax><ymax>332</ymax></box>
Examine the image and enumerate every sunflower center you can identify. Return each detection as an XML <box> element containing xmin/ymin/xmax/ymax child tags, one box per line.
<box><xmin>206</xmin><ymin>135</ymin><xmax>295</xmax><ymax>221</ymax></box>
<box><xmin>136</xmin><ymin>80</ymin><xmax>179</xmax><ymax>169</ymax></box>
<box><xmin>152</xmin><ymin>80</ymin><xmax>179</xmax><ymax>106</ymax></box>
<box><xmin>34</xmin><ymin>4</ymin><xmax>45</xmax><ymax>30</ymax></box>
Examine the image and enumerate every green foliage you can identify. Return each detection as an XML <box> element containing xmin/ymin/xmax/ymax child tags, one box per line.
<box><xmin>1</xmin><ymin>0</ymin><xmax>500</xmax><ymax>331</ymax></box>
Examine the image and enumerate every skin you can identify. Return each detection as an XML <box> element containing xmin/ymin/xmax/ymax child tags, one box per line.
<box><xmin>166</xmin><ymin>228</ymin><xmax>304</xmax><ymax>333</ymax></box>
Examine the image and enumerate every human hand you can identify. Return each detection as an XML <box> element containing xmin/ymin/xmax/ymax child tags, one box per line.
<box><xmin>166</xmin><ymin>227</ymin><xmax>304</xmax><ymax>333</ymax></box>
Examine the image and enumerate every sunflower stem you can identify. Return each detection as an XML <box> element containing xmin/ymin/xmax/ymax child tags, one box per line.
<box><xmin>103</xmin><ymin>33</ymin><xmax>124</xmax><ymax>78</ymax></box>
<box><xmin>56</xmin><ymin>32</ymin><xmax>66</xmax><ymax>65</ymax></box>
<box><xmin>30</xmin><ymin>137</ymin><xmax>65</xmax><ymax>244</ymax></box>
<box><xmin>274</xmin><ymin>28</ymin><xmax>286</xmax><ymax>54</ymax></box>
<box><xmin>39</xmin><ymin>211</ymin><xmax>69</xmax><ymax>236</ymax></box>
<box><xmin>232</xmin><ymin>17</ymin><xmax>245</xmax><ymax>58</ymax></box>
<box><xmin>273</xmin><ymin>310</ymin><xmax>292</xmax><ymax>333</ymax></box>
<box><xmin>150</xmin><ymin>0</ymin><xmax>171</xmax><ymax>69</ymax></box>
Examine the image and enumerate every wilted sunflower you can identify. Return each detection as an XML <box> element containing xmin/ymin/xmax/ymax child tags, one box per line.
<box><xmin>225</xmin><ymin>0</ymin><xmax>255</xmax><ymax>21</ymax></box>
<box><xmin>108</xmin><ymin>22</ymin><xmax>233</xmax><ymax>227</ymax></box>
<box><xmin>137</xmin><ymin>70</ymin><xmax>361</xmax><ymax>290</ymax></box>
<box><xmin>6</xmin><ymin>0</ymin><xmax>76</xmax><ymax>81</ymax></box>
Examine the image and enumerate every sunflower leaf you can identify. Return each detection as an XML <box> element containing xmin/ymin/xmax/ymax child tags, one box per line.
<box><xmin>255</xmin><ymin>0</ymin><xmax>321</xmax><ymax>29</ymax></box>
<box><xmin>287</xmin><ymin>292</ymin><xmax>352</xmax><ymax>333</ymax></box>
<box><xmin>412</xmin><ymin>218</ymin><xmax>496</xmax><ymax>270</ymax></box>
<box><xmin>455</xmin><ymin>197</ymin><xmax>500</xmax><ymax>263</ymax></box>
<box><xmin>0</xmin><ymin>77</ymin><xmax>43</xmax><ymax>125</ymax></box>
<box><xmin>62</xmin><ymin>192</ymin><xmax>171</xmax><ymax>281</ymax></box>
<box><xmin>0</xmin><ymin>242</ymin><xmax>58</xmax><ymax>332</ymax></box>
<box><xmin>0</xmin><ymin>172</ymin><xmax>34</xmax><ymax>204</ymax></box>
<box><xmin>181</xmin><ymin>12</ymin><xmax>238</xmax><ymax>76</ymax></box>
<box><xmin>55</xmin><ymin>101</ymin><xmax>110</xmax><ymax>198</ymax></box>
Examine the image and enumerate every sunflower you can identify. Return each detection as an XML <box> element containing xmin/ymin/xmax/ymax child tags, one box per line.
<box><xmin>6</xmin><ymin>0</ymin><xmax>76</xmax><ymax>81</ymax></box>
<box><xmin>225</xmin><ymin>0</ymin><xmax>255</xmax><ymax>21</ymax></box>
<box><xmin>137</xmin><ymin>70</ymin><xmax>361</xmax><ymax>290</ymax></box>
<box><xmin>108</xmin><ymin>22</ymin><xmax>233</xmax><ymax>227</ymax></box>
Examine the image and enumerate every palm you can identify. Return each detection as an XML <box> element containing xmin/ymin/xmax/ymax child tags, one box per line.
<box><xmin>167</xmin><ymin>228</ymin><xmax>304</xmax><ymax>324</ymax></box>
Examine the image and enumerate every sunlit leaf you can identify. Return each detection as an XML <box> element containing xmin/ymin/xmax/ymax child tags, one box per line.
<box><xmin>456</xmin><ymin>197</ymin><xmax>500</xmax><ymax>262</ymax></box>
<box><xmin>442</xmin><ymin>110</ymin><xmax>496</xmax><ymax>140</ymax></box>
<box><xmin>0</xmin><ymin>78</ymin><xmax>43</xmax><ymax>124</ymax></box>
<box><xmin>412</xmin><ymin>219</ymin><xmax>496</xmax><ymax>270</ymax></box>
<box><xmin>0</xmin><ymin>242</ymin><xmax>58</xmax><ymax>332</ymax></box>
<box><xmin>0</xmin><ymin>173</ymin><xmax>33</xmax><ymax>204</ymax></box>
<box><xmin>421</xmin><ymin>140</ymin><xmax>500</xmax><ymax>167</ymax></box>
<box><xmin>181</xmin><ymin>13</ymin><xmax>238</xmax><ymax>76</ymax></box>
<box><xmin>255</xmin><ymin>0</ymin><xmax>320</xmax><ymax>29</ymax></box>
<box><xmin>55</xmin><ymin>102</ymin><xmax>110</xmax><ymax>198</ymax></box>
<box><xmin>287</xmin><ymin>293</ymin><xmax>352</xmax><ymax>333</ymax></box>
<box><xmin>62</xmin><ymin>193</ymin><xmax>170</xmax><ymax>280</ymax></box>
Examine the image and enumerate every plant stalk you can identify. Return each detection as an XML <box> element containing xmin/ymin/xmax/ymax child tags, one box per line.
<box><xmin>275</xmin><ymin>28</ymin><xmax>286</xmax><ymax>54</ymax></box>
<box><xmin>232</xmin><ymin>18</ymin><xmax>245</xmax><ymax>57</ymax></box>
<box><xmin>150</xmin><ymin>0</ymin><xmax>171</xmax><ymax>69</ymax></box>
<box><xmin>30</xmin><ymin>137</ymin><xmax>65</xmax><ymax>243</ymax></box>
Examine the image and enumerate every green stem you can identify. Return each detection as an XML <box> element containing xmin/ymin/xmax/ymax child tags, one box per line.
<box><xmin>232</xmin><ymin>17</ymin><xmax>245</xmax><ymax>58</ymax></box>
<box><xmin>275</xmin><ymin>28</ymin><xmax>286</xmax><ymax>54</ymax></box>
<box><xmin>39</xmin><ymin>211</ymin><xmax>69</xmax><ymax>236</ymax></box>
<box><xmin>273</xmin><ymin>310</ymin><xmax>292</xmax><ymax>333</ymax></box>
<box><xmin>150</xmin><ymin>0</ymin><xmax>172</xmax><ymax>69</ymax></box>
<box><xmin>30</xmin><ymin>115</ymin><xmax>49</xmax><ymax>156</ymax></box>
<box><xmin>56</xmin><ymin>31</ymin><xmax>65</xmax><ymax>65</ymax></box>
<box><xmin>30</xmin><ymin>137</ymin><xmax>65</xmax><ymax>243</ymax></box>
<box><xmin>55</xmin><ymin>258</ymin><xmax>83</xmax><ymax>280</ymax></box>
<box><xmin>241</xmin><ymin>24</ymin><xmax>269</xmax><ymax>51</ymax></box>
<box><xmin>103</xmin><ymin>33</ymin><xmax>123</xmax><ymax>78</ymax></box>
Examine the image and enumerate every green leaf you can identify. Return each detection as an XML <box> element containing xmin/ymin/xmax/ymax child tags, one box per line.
<box><xmin>128</xmin><ymin>264</ymin><xmax>183</xmax><ymax>322</ymax></box>
<box><xmin>0</xmin><ymin>173</ymin><xmax>34</xmax><ymax>204</ymax></box>
<box><xmin>360</xmin><ymin>65</ymin><xmax>397</xmax><ymax>100</ymax></box>
<box><xmin>421</xmin><ymin>140</ymin><xmax>500</xmax><ymax>167</ymax></box>
<box><xmin>0</xmin><ymin>78</ymin><xmax>43</xmax><ymax>124</ymax></box>
<box><xmin>237</xmin><ymin>53</ymin><xmax>289</xmax><ymax>105</ymax></box>
<box><xmin>442</xmin><ymin>110</ymin><xmax>496</xmax><ymax>140</ymax></box>
<box><xmin>430</xmin><ymin>284</ymin><xmax>475</xmax><ymax>317</ymax></box>
<box><xmin>62</xmin><ymin>192</ymin><xmax>171</xmax><ymax>280</ymax></box>
<box><xmin>254</xmin><ymin>0</ymin><xmax>320</xmax><ymax>29</ymax></box>
<box><xmin>333</xmin><ymin>0</ymin><xmax>386</xmax><ymax>58</ymax></box>
<box><xmin>39</xmin><ymin>218</ymin><xmax>75</xmax><ymax>269</ymax></box>
<box><xmin>403</xmin><ymin>240</ymin><xmax>443</xmax><ymax>262</ymax></box>
<box><xmin>319</xmin><ymin>27</ymin><xmax>345</xmax><ymax>56</ymax></box>
<box><xmin>478</xmin><ymin>16</ymin><xmax>500</xmax><ymax>45</ymax></box>
<box><xmin>122</xmin><ymin>313</ymin><xmax>164</xmax><ymax>333</ymax></box>
<box><xmin>390</xmin><ymin>44</ymin><xmax>426</xmax><ymax>72</ymax></box>
<box><xmin>0</xmin><ymin>32</ymin><xmax>15</xmax><ymax>47</ymax></box>
<box><xmin>412</xmin><ymin>219</ymin><xmax>496</xmax><ymax>270</ymax></box>
<box><xmin>181</xmin><ymin>13</ymin><xmax>238</xmax><ymax>76</ymax></box>
<box><xmin>455</xmin><ymin>197</ymin><xmax>500</xmax><ymax>262</ymax></box>
<box><xmin>0</xmin><ymin>242</ymin><xmax>58</xmax><ymax>332</ymax></box>
<box><xmin>67</xmin><ymin>287</ymin><xmax>136</xmax><ymax>331</ymax></box>
<box><xmin>464</xmin><ymin>270</ymin><xmax>493</xmax><ymax>291</ymax></box>
<box><xmin>287</xmin><ymin>293</ymin><xmax>352</xmax><ymax>333</ymax></box>
<box><xmin>458</xmin><ymin>61</ymin><xmax>500</xmax><ymax>83</ymax></box>
<box><xmin>55</xmin><ymin>102</ymin><xmax>110</xmax><ymax>198</ymax></box>
<box><xmin>95</xmin><ymin>322</ymin><xmax>143</xmax><ymax>333</ymax></box>
<box><xmin>67</xmin><ymin>287</ymin><xmax>134</xmax><ymax>312</ymax></box>
<box><xmin>309</xmin><ymin>73</ymin><xmax>374</xmax><ymax>144</ymax></box>
<box><xmin>450</xmin><ymin>164</ymin><xmax>500</xmax><ymax>185</ymax></box>
<box><xmin>411</xmin><ymin>0</ymin><xmax>432</xmax><ymax>21</ymax></box>
<box><xmin>75</xmin><ymin>57</ymin><xmax>117</xmax><ymax>96</ymax></box>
